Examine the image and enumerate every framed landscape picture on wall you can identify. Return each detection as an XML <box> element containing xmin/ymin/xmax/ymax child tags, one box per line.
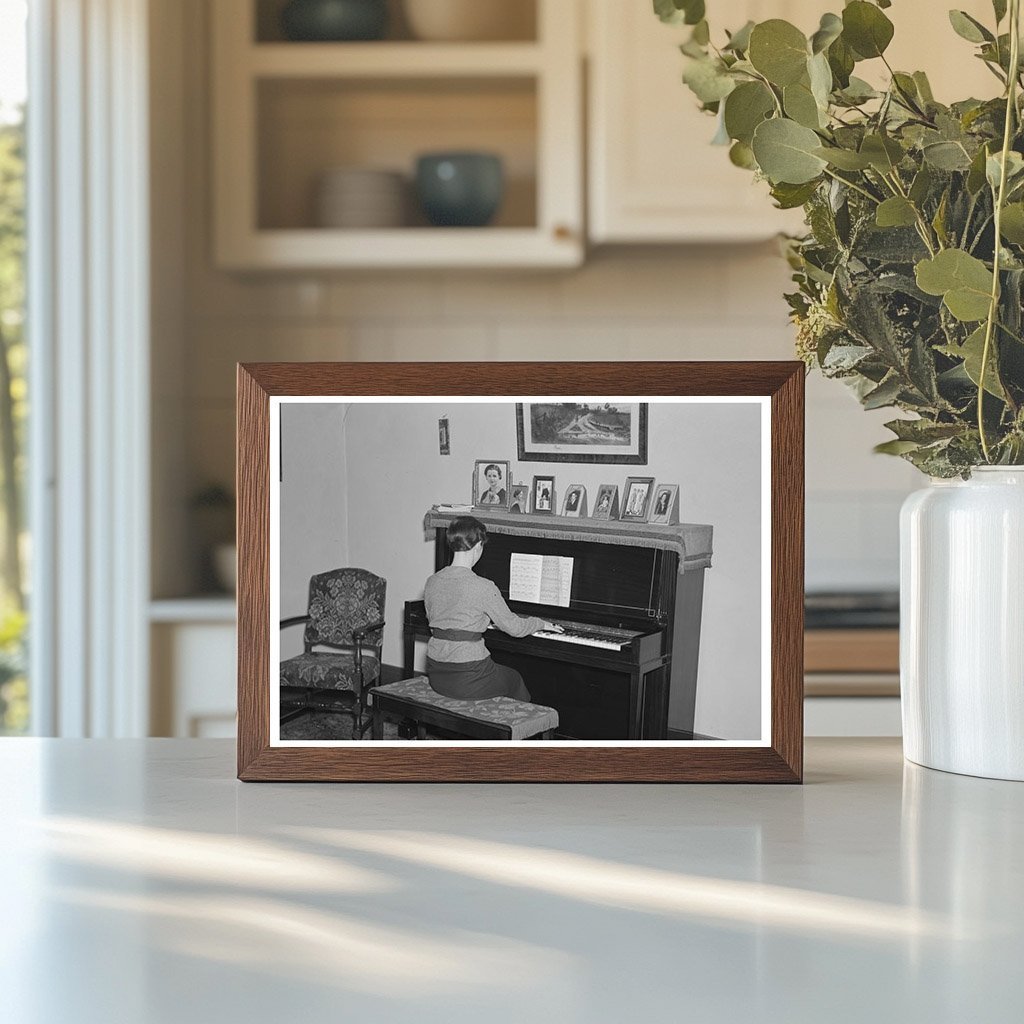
<box><xmin>516</xmin><ymin>402</ymin><xmax>648</xmax><ymax>464</ymax></box>
<box><xmin>236</xmin><ymin>361</ymin><xmax>804</xmax><ymax>783</ymax></box>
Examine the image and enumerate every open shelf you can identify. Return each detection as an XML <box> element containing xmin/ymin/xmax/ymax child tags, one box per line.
<box><xmin>257</xmin><ymin>76</ymin><xmax>537</xmax><ymax>231</ymax></box>
<box><xmin>249</xmin><ymin>42</ymin><xmax>544</xmax><ymax>77</ymax></box>
<box><xmin>254</xmin><ymin>0</ymin><xmax>538</xmax><ymax>44</ymax></box>
<box><xmin>213</xmin><ymin>0</ymin><xmax>581</xmax><ymax>268</ymax></box>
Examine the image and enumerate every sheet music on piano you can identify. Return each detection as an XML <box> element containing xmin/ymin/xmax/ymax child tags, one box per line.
<box><xmin>509</xmin><ymin>553</ymin><xmax>574</xmax><ymax>608</ymax></box>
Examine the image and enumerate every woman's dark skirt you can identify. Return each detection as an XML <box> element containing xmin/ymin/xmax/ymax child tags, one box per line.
<box><xmin>426</xmin><ymin>656</ymin><xmax>531</xmax><ymax>702</ymax></box>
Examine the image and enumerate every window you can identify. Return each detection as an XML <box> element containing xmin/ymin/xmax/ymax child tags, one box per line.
<box><xmin>0</xmin><ymin>0</ymin><xmax>28</xmax><ymax>734</ymax></box>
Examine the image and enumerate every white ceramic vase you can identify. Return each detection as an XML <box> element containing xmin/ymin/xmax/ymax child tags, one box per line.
<box><xmin>900</xmin><ymin>467</ymin><xmax>1024</xmax><ymax>781</ymax></box>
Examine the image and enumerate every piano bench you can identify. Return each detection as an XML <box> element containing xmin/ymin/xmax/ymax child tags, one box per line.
<box><xmin>370</xmin><ymin>676</ymin><xmax>559</xmax><ymax>741</ymax></box>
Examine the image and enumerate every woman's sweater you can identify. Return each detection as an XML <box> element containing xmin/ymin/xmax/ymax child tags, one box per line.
<box><xmin>424</xmin><ymin>564</ymin><xmax>547</xmax><ymax>663</ymax></box>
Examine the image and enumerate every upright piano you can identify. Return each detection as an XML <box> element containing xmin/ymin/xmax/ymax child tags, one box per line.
<box><xmin>403</xmin><ymin>510</ymin><xmax>713</xmax><ymax>740</ymax></box>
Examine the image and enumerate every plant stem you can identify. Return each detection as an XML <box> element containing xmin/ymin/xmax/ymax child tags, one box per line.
<box><xmin>822</xmin><ymin>167</ymin><xmax>880</xmax><ymax>205</ymax></box>
<box><xmin>979</xmin><ymin>0</ymin><xmax>1021</xmax><ymax>462</ymax></box>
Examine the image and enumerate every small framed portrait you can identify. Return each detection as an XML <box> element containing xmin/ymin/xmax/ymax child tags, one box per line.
<box><xmin>561</xmin><ymin>484</ymin><xmax>586</xmax><ymax>518</ymax></box>
<box><xmin>473</xmin><ymin>460</ymin><xmax>511</xmax><ymax>510</ymax></box>
<box><xmin>620</xmin><ymin>476</ymin><xmax>656</xmax><ymax>522</ymax></box>
<box><xmin>509</xmin><ymin>484</ymin><xmax>530</xmax><ymax>514</ymax></box>
<box><xmin>532</xmin><ymin>474</ymin><xmax>556</xmax><ymax>515</ymax></box>
<box><xmin>592</xmin><ymin>484</ymin><xmax>619</xmax><ymax>520</ymax></box>
<box><xmin>650</xmin><ymin>484</ymin><xmax>680</xmax><ymax>525</ymax></box>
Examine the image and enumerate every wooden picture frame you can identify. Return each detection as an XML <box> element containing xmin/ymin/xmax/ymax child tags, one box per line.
<box><xmin>516</xmin><ymin>402</ymin><xmax>648</xmax><ymax>464</ymax></box>
<box><xmin>473</xmin><ymin>460</ymin><xmax>512</xmax><ymax>511</ymax></box>
<box><xmin>620</xmin><ymin>476</ymin><xmax>656</xmax><ymax>523</ymax></box>
<box><xmin>238</xmin><ymin>361</ymin><xmax>804</xmax><ymax>783</ymax></box>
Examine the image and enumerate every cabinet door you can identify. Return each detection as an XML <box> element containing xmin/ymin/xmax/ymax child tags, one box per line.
<box><xmin>588</xmin><ymin>0</ymin><xmax>815</xmax><ymax>243</ymax></box>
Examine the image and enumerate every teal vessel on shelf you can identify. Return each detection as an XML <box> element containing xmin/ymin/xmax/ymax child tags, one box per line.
<box><xmin>415</xmin><ymin>152</ymin><xmax>505</xmax><ymax>227</ymax></box>
<box><xmin>280</xmin><ymin>0</ymin><xmax>388</xmax><ymax>41</ymax></box>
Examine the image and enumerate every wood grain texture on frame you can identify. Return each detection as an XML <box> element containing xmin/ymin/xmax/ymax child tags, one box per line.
<box><xmin>237</xmin><ymin>362</ymin><xmax>804</xmax><ymax>783</ymax></box>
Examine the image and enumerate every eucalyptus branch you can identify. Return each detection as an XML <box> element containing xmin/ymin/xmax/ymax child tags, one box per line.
<box><xmin>822</xmin><ymin>167</ymin><xmax>881</xmax><ymax>205</ymax></box>
<box><xmin>978</xmin><ymin>0</ymin><xmax>1021</xmax><ymax>462</ymax></box>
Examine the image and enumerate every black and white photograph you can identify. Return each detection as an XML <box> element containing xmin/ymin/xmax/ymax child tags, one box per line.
<box><xmin>473</xmin><ymin>460</ymin><xmax>511</xmax><ymax>510</ymax></box>
<box><xmin>592</xmin><ymin>484</ymin><xmax>619</xmax><ymax>520</ymax></box>
<box><xmin>270</xmin><ymin>396</ymin><xmax>770</xmax><ymax>747</ymax></box>
<box><xmin>621</xmin><ymin>476</ymin><xmax>656</xmax><ymax>522</ymax></box>
<box><xmin>509</xmin><ymin>484</ymin><xmax>529</xmax><ymax>514</ymax></box>
<box><xmin>561</xmin><ymin>484</ymin><xmax>586</xmax><ymax>518</ymax></box>
<box><xmin>650</xmin><ymin>484</ymin><xmax>680</xmax><ymax>526</ymax></box>
<box><xmin>532</xmin><ymin>475</ymin><xmax>555</xmax><ymax>514</ymax></box>
<box><xmin>517</xmin><ymin>402</ymin><xmax>648</xmax><ymax>464</ymax></box>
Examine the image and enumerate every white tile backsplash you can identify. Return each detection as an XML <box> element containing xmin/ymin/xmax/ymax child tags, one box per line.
<box><xmin>182</xmin><ymin>249</ymin><xmax>918</xmax><ymax>592</ymax></box>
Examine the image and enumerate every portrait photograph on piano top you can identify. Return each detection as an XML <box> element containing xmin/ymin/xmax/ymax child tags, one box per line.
<box><xmin>270</xmin><ymin>396</ymin><xmax>770</xmax><ymax>749</ymax></box>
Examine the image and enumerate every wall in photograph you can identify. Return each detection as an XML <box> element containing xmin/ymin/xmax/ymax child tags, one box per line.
<box><xmin>321</xmin><ymin>399</ymin><xmax>763</xmax><ymax>741</ymax></box>
<box><xmin>279</xmin><ymin>402</ymin><xmax>350</xmax><ymax>659</ymax></box>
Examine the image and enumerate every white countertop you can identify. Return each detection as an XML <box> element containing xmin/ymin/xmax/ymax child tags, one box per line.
<box><xmin>1</xmin><ymin>738</ymin><xmax>1021</xmax><ymax>1023</ymax></box>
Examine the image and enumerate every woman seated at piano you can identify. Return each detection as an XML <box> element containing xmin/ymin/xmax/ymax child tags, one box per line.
<box><xmin>424</xmin><ymin>516</ymin><xmax>563</xmax><ymax>701</ymax></box>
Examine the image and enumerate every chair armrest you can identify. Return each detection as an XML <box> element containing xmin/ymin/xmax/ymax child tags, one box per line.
<box><xmin>352</xmin><ymin>619</ymin><xmax>386</xmax><ymax>642</ymax></box>
<box><xmin>280</xmin><ymin>615</ymin><xmax>310</xmax><ymax>630</ymax></box>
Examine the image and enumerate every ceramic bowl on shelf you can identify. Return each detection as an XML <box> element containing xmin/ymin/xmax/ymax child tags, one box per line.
<box><xmin>315</xmin><ymin>167</ymin><xmax>408</xmax><ymax>229</ymax></box>
<box><xmin>415</xmin><ymin>152</ymin><xmax>504</xmax><ymax>227</ymax></box>
<box><xmin>402</xmin><ymin>0</ymin><xmax>535</xmax><ymax>42</ymax></box>
<box><xmin>280</xmin><ymin>0</ymin><xmax>388</xmax><ymax>42</ymax></box>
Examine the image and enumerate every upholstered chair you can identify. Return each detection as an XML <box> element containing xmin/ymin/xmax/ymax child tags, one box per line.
<box><xmin>279</xmin><ymin>568</ymin><xmax>386</xmax><ymax>736</ymax></box>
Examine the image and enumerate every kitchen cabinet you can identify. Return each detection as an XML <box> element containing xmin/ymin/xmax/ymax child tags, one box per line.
<box><xmin>586</xmin><ymin>0</ymin><xmax>999</xmax><ymax>244</ymax></box>
<box><xmin>211</xmin><ymin>0</ymin><xmax>583</xmax><ymax>269</ymax></box>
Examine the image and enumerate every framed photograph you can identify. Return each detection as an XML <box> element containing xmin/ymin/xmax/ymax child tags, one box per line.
<box><xmin>473</xmin><ymin>460</ymin><xmax>511</xmax><ymax>511</ymax></box>
<box><xmin>592</xmin><ymin>484</ymin><xmax>620</xmax><ymax>520</ymax></box>
<box><xmin>238</xmin><ymin>361</ymin><xmax>804</xmax><ymax>783</ymax></box>
<box><xmin>532</xmin><ymin>475</ymin><xmax>556</xmax><ymax>515</ymax></box>
<box><xmin>561</xmin><ymin>484</ymin><xmax>587</xmax><ymax>518</ymax></box>
<box><xmin>509</xmin><ymin>484</ymin><xmax>530</xmax><ymax>514</ymax></box>
<box><xmin>650</xmin><ymin>484</ymin><xmax>680</xmax><ymax>526</ymax></box>
<box><xmin>620</xmin><ymin>477</ymin><xmax>656</xmax><ymax>522</ymax></box>
<box><xmin>517</xmin><ymin>402</ymin><xmax>648</xmax><ymax>464</ymax></box>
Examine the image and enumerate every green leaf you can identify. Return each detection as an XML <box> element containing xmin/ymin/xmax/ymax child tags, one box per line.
<box><xmin>939</xmin><ymin>325</ymin><xmax>1006</xmax><ymax>398</ymax></box>
<box><xmin>807</xmin><ymin>51</ymin><xmax>833</xmax><ymax>109</ymax></box>
<box><xmin>810</xmin><ymin>12</ymin><xmax>843</xmax><ymax>54</ymax></box>
<box><xmin>986</xmin><ymin>150</ymin><xmax>1024</xmax><ymax>191</ymax></box>
<box><xmin>784</xmin><ymin>81</ymin><xmax>824</xmax><ymax>129</ymax></box>
<box><xmin>723</xmin><ymin>81</ymin><xmax>775</xmax><ymax>144</ymax></box>
<box><xmin>915</xmin><ymin>249</ymin><xmax>994</xmax><ymax>322</ymax></box>
<box><xmin>748</xmin><ymin>20</ymin><xmax>809</xmax><ymax>86</ymax></box>
<box><xmin>876</xmin><ymin>197</ymin><xmax>918</xmax><ymax>228</ymax></box>
<box><xmin>1000</xmin><ymin>203</ymin><xmax>1024</xmax><ymax>244</ymax></box>
<box><xmin>729</xmin><ymin>140</ymin><xmax>757</xmax><ymax>169</ymax></box>
<box><xmin>913</xmin><ymin>71</ymin><xmax>935</xmax><ymax>104</ymax></box>
<box><xmin>874</xmin><ymin>439</ymin><xmax>922</xmax><ymax>455</ymax></box>
<box><xmin>653</xmin><ymin>0</ymin><xmax>705</xmax><ymax>26</ymax></box>
<box><xmin>909</xmin><ymin>165</ymin><xmax>933</xmax><ymax>205</ymax></box>
<box><xmin>967</xmin><ymin>144</ymin><xmax>991</xmax><ymax>194</ymax></box>
<box><xmin>771</xmin><ymin>180</ymin><xmax>820</xmax><ymax>209</ymax></box>
<box><xmin>682</xmin><ymin>57</ymin><xmax>736</xmax><ymax>104</ymax></box>
<box><xmin>814</xmin><ymin>146</ymin><xmax>872</xmax><ymax>170</ymax></box>
<box><xmin>860</xmin><ymin>133</ymin><xmax>904</xmax><ymax>173</ymax></box>
<box><xmin>948</xmin><ymin>10</ymin><xmax>994</xmax><ymax>44</ymax></box>
<box><xmin>842</xmin><ymin>1</ymin><xmax>895</xmax><ymax>59</ymax></box>
<box><xmin>827</xmin><ymin>35</ymin><xmax>855</xmax><ymax>89</ymax></box>
<box><xmin>724</xmin><ymin>20</ymin><xmax>755</xmax><ymax>53</ymax></box>
<box><xmin>923</xmin><ymin>140</ymin><xmax>973</xmax><ymax>171</ymax></box>
<box><xmin>751</xmin><ymin>118</ymin><xmax>828</xmax><ymax>184</ymax></box>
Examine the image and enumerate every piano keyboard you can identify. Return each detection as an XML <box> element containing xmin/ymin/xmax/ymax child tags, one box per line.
<box><xmin>531</xmin><ymin>619</ymin><xmax>643</xmax><ymax>651</ymax></box>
